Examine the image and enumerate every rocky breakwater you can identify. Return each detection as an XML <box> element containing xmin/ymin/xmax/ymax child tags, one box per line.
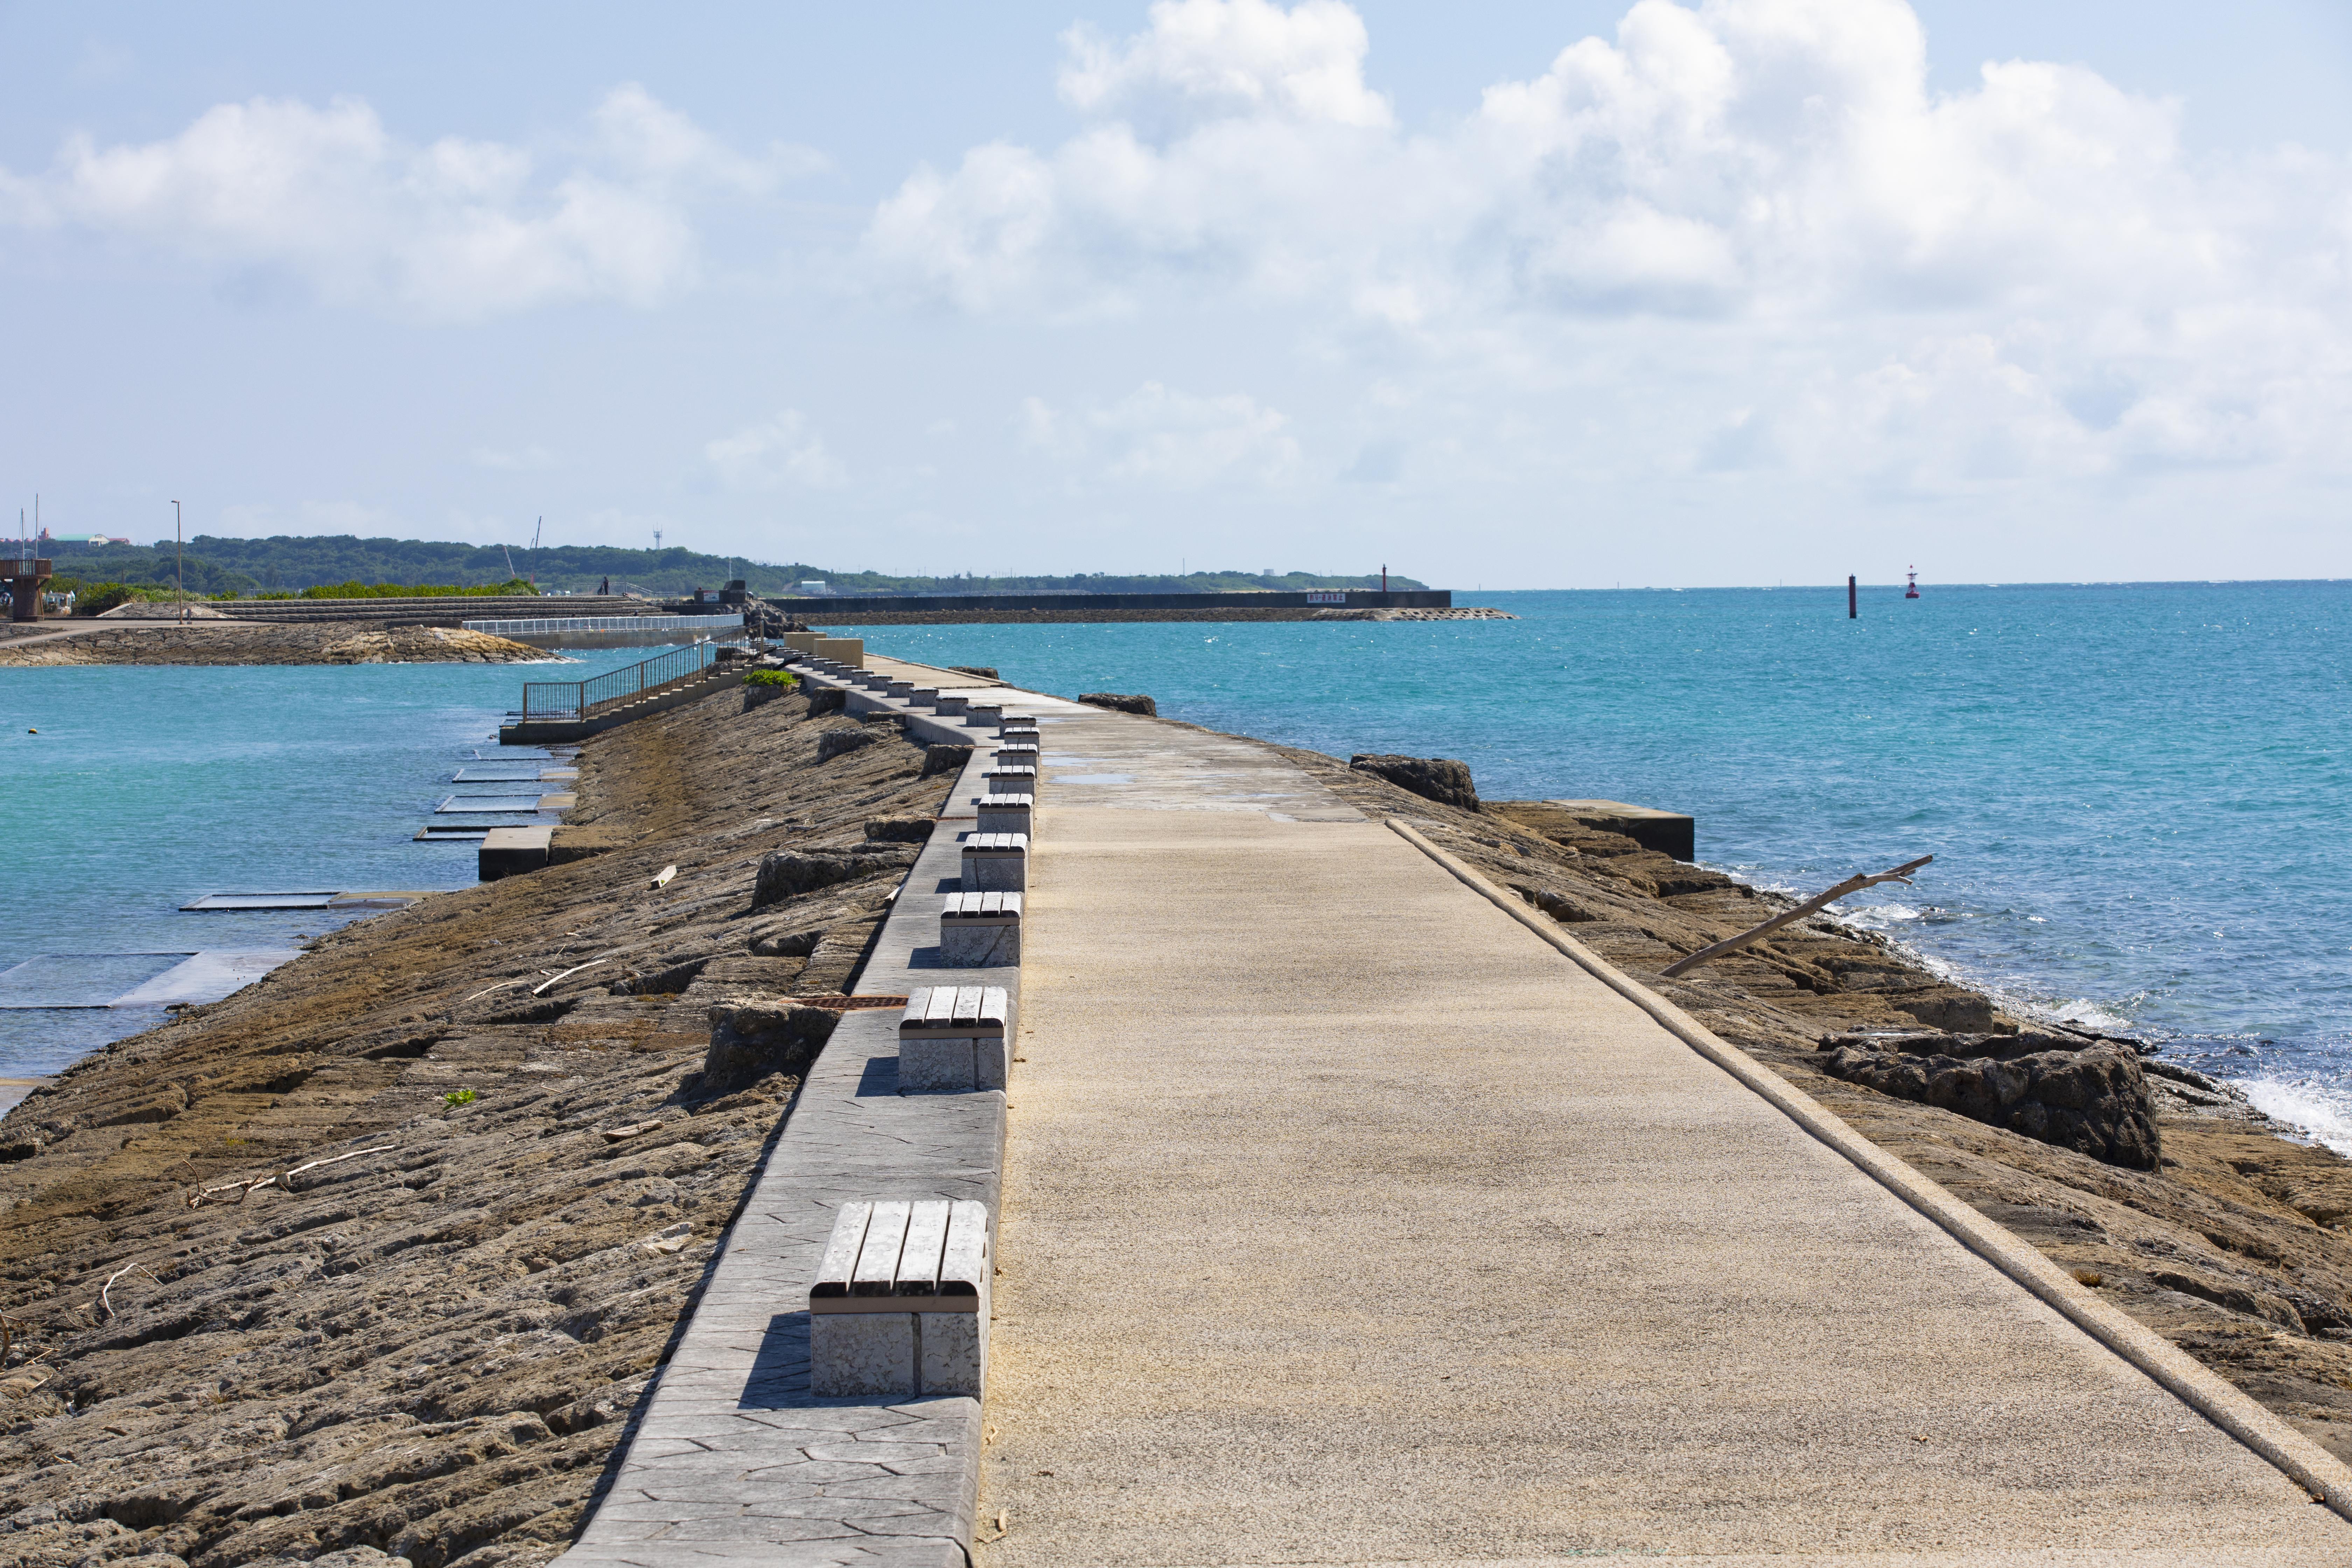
<box><xmin>0</xmin><ymin>681</ymin><xmax>955</xmax><ymax>1567</ymax></box>
<box><xmin>1278</xmin><ymin>745</ymin><xmax>2352</xmax><ymax>1464</ymax></box>
<box><xmin>0</xmin><ymin>623</ymin><xmax>550</xmax><ymax>666</ymax></box>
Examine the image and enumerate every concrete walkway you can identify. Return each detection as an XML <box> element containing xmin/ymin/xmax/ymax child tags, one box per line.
<box><xmin>978</xmin><ymin>700</ymin><xmax>2351</xmax><ymax>1565</ymax></box>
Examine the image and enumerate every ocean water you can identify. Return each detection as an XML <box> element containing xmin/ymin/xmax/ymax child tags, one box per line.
<box><xmin>3</xmin><ymin>586</ymin><xmax>2347</xmax><ymax>1155</ymax></box>
<box><xmin>0</xmin><ymin>649</ymin><xmax>648</xmax><ymax>1078</ymax></box>
<box><xmin>848</xmin><ymin>582</ymin><xmax>2352</xmax><ymax>1151</ymax></box>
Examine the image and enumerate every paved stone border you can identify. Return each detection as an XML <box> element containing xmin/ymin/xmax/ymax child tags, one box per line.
<box><xmin>554</xmin><ymin>691</ymin><xmax>1026</xmax><ymax>1566</ymax></box>
<box><xmin>1386</xmin><ymin>814</ymin><xmax>2352</xmax><ymax>1522</ymax></box>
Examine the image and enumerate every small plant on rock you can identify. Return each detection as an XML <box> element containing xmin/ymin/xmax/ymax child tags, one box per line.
<box><xmin>442</xmin><ymin>1088</ymin><xmax>478</xmax><ymax>1107</ymax></box>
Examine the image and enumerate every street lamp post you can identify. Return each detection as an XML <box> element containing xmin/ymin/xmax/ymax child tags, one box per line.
<box><xmin>172</xmin><ymin>501</ymin><xmax>184</xmax><ymax>622</ymax></box>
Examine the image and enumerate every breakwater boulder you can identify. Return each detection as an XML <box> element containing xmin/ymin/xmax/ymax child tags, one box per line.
<box><xmin>752</xmin><ymin>845</ymin><xmax>916</xmax><ymax>908</ymax></box>
<box><xmin>1350</xmin><ymin>754</ymin><xmax>1481</xmax><ymax>812</ymax></box>
<box><xmin>950</xmin><ymin>665</ymin><xmax>1000</xmax><ymax>679</ymax></box>
<box><xmin>817</xmin><ymin>728</ymin><xmax>878</xmax><ymax>763</ymax></box>
<box><xmin>703</xmin><ymin>1002</ymin><xmax>841</xmax><ymax>1091</ymax></box>
<box><xmin>1079</xmin><ymin>692</ymin><xmax>1157</xmax><ymax>715</ymax></box>
<box><xmin>1818</xmin><ymin>1031</ymin><xmax>2161</xmax><ymax>1169</ymax></box>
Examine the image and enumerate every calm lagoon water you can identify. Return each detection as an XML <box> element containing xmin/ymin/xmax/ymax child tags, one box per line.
<box><xmin>4</xmin><ymin>584</ymin><xmax>2348</xmax><ymax>1153</ymax></box>
<box><xmin>0</xmin><ymin>649</ymin><xmax>647</xmax><ymax>1077</ymax></box>
<box><xmin>849</xmin><ymin>582</ymin><xmax>2352</xmax><ymax>1150</ymax></box>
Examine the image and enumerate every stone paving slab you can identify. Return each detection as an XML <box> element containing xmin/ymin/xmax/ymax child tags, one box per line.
<box><xmin>554</xmin><ymin>742</ymin><xmax>1017</xmax><ymax>1568</ymax></box>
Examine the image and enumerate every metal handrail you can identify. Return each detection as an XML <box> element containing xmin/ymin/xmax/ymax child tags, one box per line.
<box><xmin>521</xmin><ymin>640</ymin><xmax>722</xmax><ymax>721</ymax></box>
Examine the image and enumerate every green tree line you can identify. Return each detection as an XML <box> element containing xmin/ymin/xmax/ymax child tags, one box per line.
<box><xmin>33</xmin><ymin>534</ymin><xmax>1428</xmax><ymax>599</ymax></box>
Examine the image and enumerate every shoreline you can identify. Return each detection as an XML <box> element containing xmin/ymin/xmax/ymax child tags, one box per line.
<box><xmin>0</xmin><ymin>621</ymin><xmax>551</xmax><ymax>665</ymax></box>
<box><xmin>1</xmin><ymin>666</ymin><xmax>2348</xmax><ymax>1564</ymax></box>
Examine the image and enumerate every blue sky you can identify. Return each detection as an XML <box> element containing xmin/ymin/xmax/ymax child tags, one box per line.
<box><xmin>1</xmin><ymin>0</ymin><xmax>2347</xmax><ymax>588</ymax></box>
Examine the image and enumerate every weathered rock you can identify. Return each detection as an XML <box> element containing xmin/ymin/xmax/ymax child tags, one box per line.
<box><xmin>1349</xmin><ymin>753</ymin><xmax>1480</xmax><ymax>812</ymax></box>
<box><xmin>864</xmin><ymin>817</ymin><xmax>933</xmax><ymax>844</ymax></box>
<box><xmin>702</xmin><ymin>1003</ymin><xmax>840</xmax><ymax>1090</ymax></box>
<box><xmin>816</xmin><ymin>728</ymin><xmax>878</xmax><ymax>763</ymax></box>
<box><xmin>948</xmin><ymin>665</ymin><xmax>1000</xmax><ymax>680</ymax></box>
<box><xmin>805</xmin><ymin>687</ymin><xmax>846</xmax><ymax>715</ymax></box>
<box><xmin>1078</xmin><ymin>692</ymin><xmax>1156</xmax><ymax>716</ymax></box>
<box><xmin>750</xmin><ymin>847</ymin><xmax>912</xmax><ymax>909</ymax></box>
<box><xmin>1817</xmin><ymin>1031</ymin><xmax>2161</xmax><ymax>1170</ymax></box>
<box><xmin>922</xmin><ymin>744</ymin><xmax>972</xmax><ymax>777</ymax></box>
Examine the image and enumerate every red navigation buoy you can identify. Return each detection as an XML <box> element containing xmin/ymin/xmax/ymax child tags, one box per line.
<box><xmin>1905</xmin><ymin>567</ymin><xmax>1920</xmax><ymax>600</ymax></box>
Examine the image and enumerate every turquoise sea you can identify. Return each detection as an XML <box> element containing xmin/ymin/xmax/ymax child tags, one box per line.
<box><xmin>1</xmin><ymin>584</ymin><xmax>2346</xmax><ymax>1152</ymax></box>
<box><xmin>0</xmin><ymin>649</ymin><xmax>649</xmax><ymax>1078</ymax></box>
<box><xmin>853</xmin><ymin>582</ymin><xmax>2352</xmax><ymax>1150</ymax></box>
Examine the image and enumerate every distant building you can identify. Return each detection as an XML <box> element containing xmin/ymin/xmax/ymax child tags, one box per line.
<box><xmin>794</xmin><ymin>580</ymin><xmax>831</xmax><ymax>595</ymax></box>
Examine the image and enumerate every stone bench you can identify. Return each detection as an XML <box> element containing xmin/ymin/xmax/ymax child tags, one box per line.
<box><xmin>999</xmin><ymin>724</ymin><xmax>1041</xmax><ymax>749</ymax></box>
<box><xmin>994</xmin><ymin>741</ymin><xmax>1041</xmax><ymax>766</ymax></box>
<box><xmin>961</xmin><ymin>831</ymin><xmax>1028</xmax><ymax>892</ymax></box>
<box><xmin>810</xmin><ymin>1198</ymin><xmax>990</xmax><ymax>1397</ymax></box>
<box><xmin>976</xmin><ymin>792</ymin><xmax>1033</xmax><ymax>835</ymax></box>
<box><xmin>964</xmin><ymin>702</ymin><xmax>1003</xmax><ymax>730</ymax></box>
<box><xmin>940</xmin><ymin>890</ymin><xmax>1021</xmax><ymax>964</ymax></box>
<box><xmin>982</xmin><ymin>764</ymin><xmax>1038</xmax><ymax>797</ymax></box>
<box><xmin>936</xmin><ymin>694</ymin><xmax>969</xmax><ymax>717</ymax></box>
<box><xmin>898</xmin><ymin>983</ymin><xmax>1011</xmax><ymax>1092</ymax></box>
<box><xmin>910</xmin><ymin>686</ymin><xmax>940</xmax><ymax>709</ymax></box>
<box><xmin>887</xmin><ymin>680</ymin><xmax>915</xmax><ymax>700</ymax></box>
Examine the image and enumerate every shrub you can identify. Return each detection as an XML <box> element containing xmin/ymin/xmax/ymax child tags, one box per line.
<box><xmin>743</xmin><ymin>669</ymin><xmax>798</xmax><ymax>688</ymax></box>
<box><xmin>297</xmin><ymin>578</ymin><xmax>537</xmax><ymax>600</ymax></box>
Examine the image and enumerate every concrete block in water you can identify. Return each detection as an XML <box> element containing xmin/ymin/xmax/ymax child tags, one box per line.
<box><xmin>1545</xmin><ymin>799</ymin><xmax>1696</xmax><ymax>862</ymax></box>
<box><xmin>939</xmin><ymin>891</ymin><xmax>1021</xmax><ymax>965</ymax></box>
<box><xmin>478</xmin><ymin>825</ymin><xmax>552</xmax><ymax>881</ymax></box>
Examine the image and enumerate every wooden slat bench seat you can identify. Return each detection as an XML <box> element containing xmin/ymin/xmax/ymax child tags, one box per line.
<box><xmin>809</xmin><ymin>1198</ymin><xmax>990</xmax><ymax>1396</ymax></box>
<box><xmin>961</xmin><ymin>831</ymin><xmax>1029</xmax><ymax>892</ymax></box>
<box><xmin>982</xmin><ymin>764</ymin><xmax>1038</xmax><ymax>796</ymax></box>
<box><xmin>939</xmin><ymin>889</ymin><xmax>1022</xmax><ymax>964</ymax></box>
<box><xmin>976</xmin><ymin>792</ymin><xmax>1034</xmax><ymax>835</ymax></box>
<box><xmin>897</xmin><ymin>983</ymin><xmax>1013</xmax><ymax>1092</ymax></box>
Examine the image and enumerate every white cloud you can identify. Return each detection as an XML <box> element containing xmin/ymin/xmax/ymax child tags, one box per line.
<box><xmin>862</xmin><ymin>0</ymin><xmax>2352</xmax><ymax>488</ymax></box>
<box><xmin>705</xmin><ymin>410</ymin><xmax>848</xmax><ymax>491</ymax></box>
<box><xmin>1023</xmin><ymin>381</ymin><xmax>1300</xmax><ymax>487</ymax></box>
<box><xmin>0</xmin><ymin>85</ymin><xmax>807</xmax><ymax>320</ymax></box>
<box><xmin>1059</xmin><ymin>0</ymin><xmax>1392</xmax><ymax>131</ymax></box>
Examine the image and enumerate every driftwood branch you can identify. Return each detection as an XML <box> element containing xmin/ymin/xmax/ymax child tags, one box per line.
<box><xmin>1659</xmin><ymin>855</ymin><xmax>1933</xmax><ymax>979</ymax></box>
<box><xmin>531</xmin><ymin>957</ymin><xmax>611</xmax><ymax>995</ymax></box>
<box><xmin>184</xmin><ymin>1144</ymin><xmax>398</xmax><ymax>1209</ymax></box>
<box><xmin>98</xmin><ymin>1263</ymin><xmax>159</xmax><ymax>1320</ymax></box>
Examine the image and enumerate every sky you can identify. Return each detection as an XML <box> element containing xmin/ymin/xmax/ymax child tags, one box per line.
<box><xmin>0</xmin><ymin>0</ymin><xmax>2347</xmax><ymax>589</ymax></box>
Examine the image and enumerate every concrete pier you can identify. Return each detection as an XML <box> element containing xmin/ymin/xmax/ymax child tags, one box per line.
<box><xmin>551</xmin><ymin>651</ymin><xmax>2352</xmax><ymax>1568</ymax></box>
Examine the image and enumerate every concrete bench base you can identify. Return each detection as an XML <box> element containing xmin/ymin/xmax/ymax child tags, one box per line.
<box><xmin>900</xmin><ymin>984</ymin><xmax>1012</xmax><ymax>1092</ymax></box>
